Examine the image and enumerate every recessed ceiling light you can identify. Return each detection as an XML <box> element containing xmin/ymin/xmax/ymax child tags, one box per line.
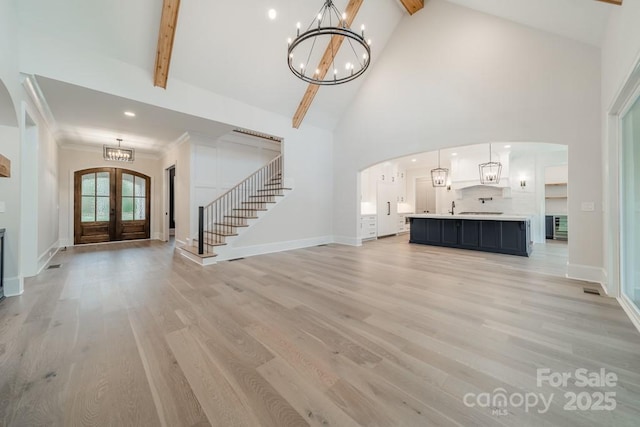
<box><xmin>504</xmin><ymin>145</ymin><xmax>511</xmax><ymax>148</ymax></box>
<box><xmin>268</xmin><ymin>9</ymin><xmax>277</xmax><ymax>20</ymax></box>
<box><xmin>411</xmin><ymin>158</ymin><xmax>417</xmax><ymax>162</ymax></box>
<box><xmin>124</xmin><ymin>111</ymin><xmax>136</xmax><ymax>117</ymax></box>
<box><xmin>451</xmin><ymin>153</ymin><xmax>458</xmax><ymax>156</ymax></box>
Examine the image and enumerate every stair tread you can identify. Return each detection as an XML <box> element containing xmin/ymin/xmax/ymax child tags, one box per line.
<box><xmin>242</xmin><ymin>201</ymin><xmax>275</xmax><ymax>204</ymax></box>
<box><xmin>215</xmin><ymin>223</ymin><xmax>249</xmax><ymax>227</ymax></box>
<box><xmin>257</xmin><ymin>188</ymin><xmax>290</xmax><ymax>191</ymax></box>
<box><xmin>193</xmin><ymin>238</ymin><xmax>227</xmax><ymax>246</ymax></box>
<box><xmin>233</xmin><ymin>208</ymin><xmax>267</xmax><ymax>211</ymax></box>
<box><xmin>205</xmin><ymin>230</ymin><xmax>238</xmax><ymax>237</ymax></box>
<box><xmin>225</xmin><ymin>215</ymin><xmax>258</xmax><ymax>219</ymax></box>
<box><xmin>180</xmin><ymin>245</ymin><xmax>218</xmax><ymax>258</ymax></box>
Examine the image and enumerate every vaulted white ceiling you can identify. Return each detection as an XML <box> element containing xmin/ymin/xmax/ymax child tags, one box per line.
<box><xmin>16</xmin><ymin>0</ymin><xmax>616</xmax><ymax>151</ymax></box>
<box><xmin>18</xmin><ymin>0</ymin><xmax>405</xmax><ymax>130</ymax></box>
<box><xmin>445</xmin><ymin>0</ymin><xmax>612</xmax><ymax>46</ymax></box>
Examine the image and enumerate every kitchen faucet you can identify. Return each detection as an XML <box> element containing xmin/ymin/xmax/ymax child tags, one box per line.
<box><xmin>448</xmin><ymin>201</ymin><xmax>455</xmax><ymax>215</ymax></box>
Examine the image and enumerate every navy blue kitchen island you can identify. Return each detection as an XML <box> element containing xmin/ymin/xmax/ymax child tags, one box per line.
<box><xmin>408</xmin><ymin>214</ymin><xmax>532</xmax><ymax>257</ymax></box>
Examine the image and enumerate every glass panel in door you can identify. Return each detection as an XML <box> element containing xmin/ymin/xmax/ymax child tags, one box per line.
<box><xmin>621</xmin><ymin>95</ymin><xmax>640</xmax><ymax>311</ymax></box>
<box><xmin>121</xmin><ymin>173</ymin><xmax>146</xmax><ymax>221</ymax></box>
<box><xmin>117</xmin><ymin>170</ymin><xmax>150</xmax><ymax>241</ymax></box>
<box><xmin>75</xmin><ymin>169</ymin><xmax>114</xmax><ymax>244</ymax></box>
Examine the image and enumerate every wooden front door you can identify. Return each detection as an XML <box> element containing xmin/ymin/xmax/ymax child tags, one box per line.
<box><xmin>74</xmin><ymin>168</ymin><xmax>151</xmax><ymax>244</ymax></box>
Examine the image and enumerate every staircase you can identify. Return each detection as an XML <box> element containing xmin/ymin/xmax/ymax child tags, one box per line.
<box><xmin>179</xmin><ymin>155</ymin><xmax>289</xmax><ymax>265</ymax></box>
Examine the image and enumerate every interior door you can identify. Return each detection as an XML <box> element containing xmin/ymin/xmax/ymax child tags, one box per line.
<box><xmin>74</xmin><ymin>168</ymin><xmax>151</xmax><ymax>244</ymax></box>
<box><xmin>377</xmin><ymin>181</ymin><xmax>398</xmax><ymax>237</ymax></box>
<box><xmin>169</xmin><ymin>166</ymin><xmax>176</xmax><ymax>229</ymax></box>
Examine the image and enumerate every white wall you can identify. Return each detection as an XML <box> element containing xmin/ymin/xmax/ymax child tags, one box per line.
<box><xmin>162</xmin><ymin>136</ymin><xmax>191</xmax><ymax>245</ymax></box>
<box><xmin>189</xmin><ymin>133</ymin><xmax>280</xmax><ymax>239</ymax></box>
<box><xmin>0</xmin><ymin>125</ymin><xmax>20</xmax><ymax>294</ymax></box>
<box><xmin>13</xmin><ymin>82</ymin><xmax>60</xmax><ymax>278</ymax></box>
<box><xmin>230</xmin><ymin>129</ymin><xmax>333</xmax><ymax>249</ymax></box>
<box><xmin>35</xmin><ymin>108</ymin><xmax>59</xmax><ymax>272</ymax></box>
<box><xmin>601</xmin><ymin>0</ymin><xmax>640</xmax><ymax>296</ymax></box>
<box><xmin>58</xmin><ymin>146</ymin><xmax>163</xmax><ymax>246</ymax></box>
<box><xmin>0</xmin><ymin>0</ymin><xmax>23</xmax><ymax>295</ymax></box>
<box><xmin>333</xmin><ymin>0</ymin><xmax>602</xmax><ymax>279</ymax></box>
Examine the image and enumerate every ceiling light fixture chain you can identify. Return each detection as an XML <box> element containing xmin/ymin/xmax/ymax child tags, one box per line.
<box><xmin>287</xmin><ymin>0</ymin><xmax>371</xmax><ymax>86</ymax></box>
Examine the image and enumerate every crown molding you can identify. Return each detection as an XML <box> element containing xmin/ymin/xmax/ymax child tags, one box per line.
<box><xmin>59</xmin><ymin>142</ymin><xmax>161</xmax><ymax>160</ymax></box>
<box><xmin>162</xmin><ymin>131</ymin><xmax>190</xmax><ymax>154</ymax></box>
<box><xmin>21</xmin><ymin>74</ymin><xmax>60</xmax><ymax>138</ymax></box>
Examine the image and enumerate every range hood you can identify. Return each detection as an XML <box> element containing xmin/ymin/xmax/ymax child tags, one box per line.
<box><xmin>449</xmin><ymin>148</ymin><xmax>511</xmax><ymax>192</ymax></box>
<box><xmin>451</xmin><ymin>180</ymin><xmax>512</xmax><ymax>199</ymax></box>
<box><xmin>451</xmin><ymin>178</ymin><xmax>511</xmax><ymax>191</ymax></box>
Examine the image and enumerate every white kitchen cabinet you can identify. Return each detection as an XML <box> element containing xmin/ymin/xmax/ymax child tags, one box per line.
<box><xmin>360</xmin><ymin>215</ymin><xmax>377</xmax><ymax>240</ymax></box>
<box><xmin>377</xmin><ymin>182</ymin><xmax>398</xmax><ymax>237</ymax></box>
<box><xmin>397</xmin><ymin>170</ymin><xmax>407</xmax><ymax>203</ymax></box>
<box><xmin>397</xmin><ymin>214</ymin><xmax>410</xmax><ymax>233</ymax></box>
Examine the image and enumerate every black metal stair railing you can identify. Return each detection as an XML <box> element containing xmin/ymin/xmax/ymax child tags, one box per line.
<box><xmin>197</xmin><ymin>155</ymin><xmax>283</xmax><ymax>255</ymax></box>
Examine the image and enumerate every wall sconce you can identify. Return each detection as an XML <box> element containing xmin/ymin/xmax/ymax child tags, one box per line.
<box><xmin>520</xmin><ymin>179</ymin><xmax>527</xmax><ymax>189</ymax></box>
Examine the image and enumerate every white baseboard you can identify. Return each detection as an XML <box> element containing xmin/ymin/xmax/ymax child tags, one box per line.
<box><xmin>152</xmin><ymin>232</ymin><xmax>162</xmax><ymax>240</ymax></box>
<box><xmin>3</xmin><ymin>276</ymin><xmax>24</xmax><ymax>297</ymax></box>
<box><xmin>566</xmin><ymin>263</ymin><xmax>606</xmax><ymax>285</ymax></box>
<box><xmin>618</xmin><ymin>295</ymin><xmax>640</xmax><ymax>334</ymax></box>
<box><xmin>175</xmin><ymin>238</ymin><xmax>186</xmax><ymax>247</ymax></box>
<box><xmin>215</xmin><ymin>236</ymin><xmax>332</xmax><ymax>262</ymax></box>
<box><xmin>59</xmin><ymin>238</ymin><xmax>71</xmax><ymax>247</ymax></box>
<box><xmin>37</xmin><ymin>240</ymin><xmax>60</xmax><ymax>274</ymax></box>
<box><xmin>332</xmin><ymin>235</ymin><xmax>362</xmax><ymax>246</ymax></box>
<box><xmin>600</xmin><ymin>270</ymin><xmax>611</xmax><ymax>296</ymax></box>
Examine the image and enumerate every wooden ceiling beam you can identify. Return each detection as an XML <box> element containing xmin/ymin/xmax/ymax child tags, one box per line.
<box><xmin>154</xmin><ymin>0</ymin><xmax>181</xmax><ymax>89</ymax></box>
<box><xmin>399</xmin><ymin>0</ymin><xmax>424</xmax><ymax>15</ymax></box>
<box><xmin>292</xmin><ymin>0</ymin><xmax>364</xmax><ymax>129</ymax></box>
<box><xmin>595</xmin><ymin>0</ymin><xmax>622</xmax><ymax>5</ymax></box>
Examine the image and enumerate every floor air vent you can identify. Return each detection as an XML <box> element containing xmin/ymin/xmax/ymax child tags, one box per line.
<box><xmin>583</xmin><ymin>288</ymin><xmax>601</xmax><ymax>296</ymax></box>
<box><xmin>47</xmin><ymin>264</ymin><xmax>62</xmax><ymax>269</ymax></box>
<box><xmin>228</xmin><ymin>258</ymin><xmax>245</xmax><ymax>262</ymax></box>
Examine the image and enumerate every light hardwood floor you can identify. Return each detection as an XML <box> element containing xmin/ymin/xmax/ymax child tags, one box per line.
<box><xmin>1</xmin><ymin>236</ymin><xmax>639</xmax><ymax>426</ymax></box>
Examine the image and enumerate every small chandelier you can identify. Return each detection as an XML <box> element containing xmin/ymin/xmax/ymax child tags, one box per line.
<box><xmin>287</xmin><ymin>0</ymin><xmax>371</xmax><ymax>86</ymax></box>
<box><xmin>104</xmin><ymin>138</ymin><xmax>134</xmax><ymax>162</ymax></box>
<box><xmin>431</xmin><ymin>150</ymin><xmax>448</xmax><ymax>187</ymax></box>
<box><xmin>479</xmin><ymin>143</ymin><xmax>502</xmax><ymax>184</ymax></box>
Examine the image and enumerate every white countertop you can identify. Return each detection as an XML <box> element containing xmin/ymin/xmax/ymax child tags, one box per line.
<box><xmin>407</xmin><ymin>213</ymin><xmax>530</xmax><ymax>221</ymax></box>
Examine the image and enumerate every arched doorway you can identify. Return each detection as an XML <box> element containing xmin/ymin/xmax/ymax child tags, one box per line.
<box><xmin>74</xmin><ymin>167</ymin><xmax>151</xmax><ymax>244</ymax></box>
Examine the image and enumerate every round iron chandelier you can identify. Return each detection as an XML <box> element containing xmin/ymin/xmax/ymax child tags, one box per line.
<box><xmin>287</xmin><ymin>0</ymin><xmax>371</xmax><ymax>86</ymax></box>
